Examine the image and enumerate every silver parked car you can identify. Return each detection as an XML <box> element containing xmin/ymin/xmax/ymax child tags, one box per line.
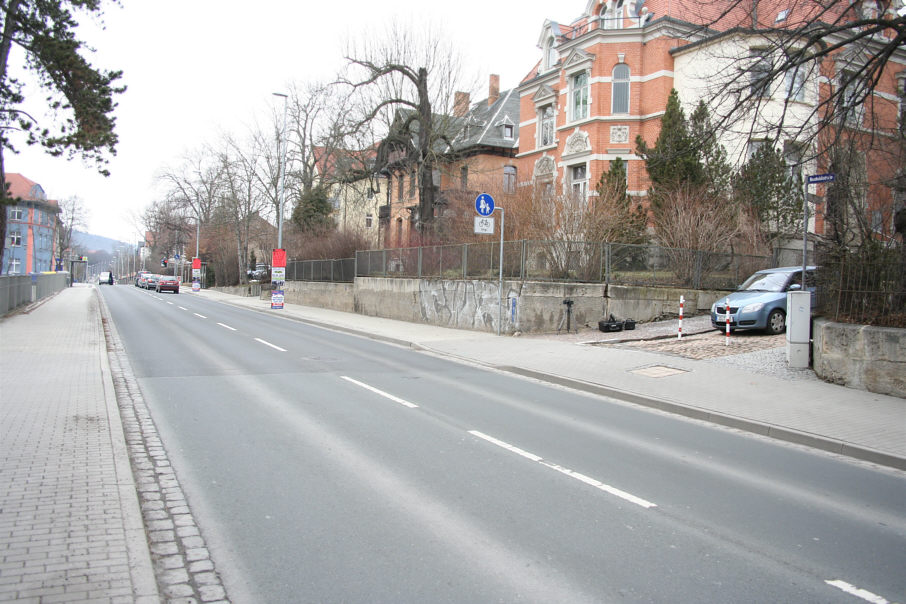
<box><xmin>711</xmin><ymin>266</ymin><xmax>817</xmax><ymax>335</ymax></box>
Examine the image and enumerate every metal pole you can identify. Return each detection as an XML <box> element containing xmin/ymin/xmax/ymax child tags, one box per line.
<box><xmin>497</xmin><ymin>207</ymin><xmax>505</xmax><ymax>336</ymax></box>
<box><xmin>273</xmin><ymin>92</ymin><xmax>288</xmax><ymax>249</ymax></box>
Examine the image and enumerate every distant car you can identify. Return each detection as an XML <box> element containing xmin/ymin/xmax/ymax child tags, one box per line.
<box><xmin>145</xmin><ymin>274</ymin><xmax>161</xmax><ymax>290</ymax></box>
<box><xmin>135</xmin><ymin>270</ymin><xmax>150</xmax><ymax>287</ymax></box>
<box><xmin>98</xmin><ymin>271</ymin><xmax>113</xmax><ymax>285</ymax></box>
<box><xmin>156</xmin><ymin>275</ymin><xmax>179</xmax><ymax>294</ymax></box>
<box><xmin>711</xmin><ymin>266</ymin><xmax>817</xmax><ymax>335</ymax></box>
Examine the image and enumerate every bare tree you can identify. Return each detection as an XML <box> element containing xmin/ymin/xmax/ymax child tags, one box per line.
<box><xmin>340</xmin><ymin>22</ymin><xmax>473</xmax><ymax>233</ymax></box>
<box><xmin>55</xmin><ymin>195</ymin><xmax>88</xmax><ymax>261</ymax></box>
<box><xmin>214</xmin><ymin>134</ymin><xmax>270</xmax><ymax>284</ymax></box>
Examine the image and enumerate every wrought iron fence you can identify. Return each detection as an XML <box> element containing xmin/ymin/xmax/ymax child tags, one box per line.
<box><xmin>354</xmin><ymin>241</ymin><xmax>775</xmax><ymax>289</ymax></box>
<box><xmin>815</xmin><ymin>249</ymin><xmax>906</xmax><ymax>327</ymax></box>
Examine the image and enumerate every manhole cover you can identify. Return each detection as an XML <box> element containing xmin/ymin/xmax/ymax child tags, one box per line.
<box><xmin>630</xmin><ymin>365</ymin><xmax>688</xmax><ymax>378</ymax></box>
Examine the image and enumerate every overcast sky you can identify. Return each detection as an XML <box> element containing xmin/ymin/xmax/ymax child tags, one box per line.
<box><xmin>8</xmin><ymin>0</ymin><xmax>573</xmax><ymax>244</ymax></box>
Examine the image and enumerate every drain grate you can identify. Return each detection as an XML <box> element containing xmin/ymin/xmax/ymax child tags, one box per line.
<box><xmin>630</xmin><ymin>365</ymin><xmax>688</xmax><ymax>378</ymax></box>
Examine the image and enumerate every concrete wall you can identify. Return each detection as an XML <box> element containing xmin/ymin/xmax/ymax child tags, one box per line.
<box><xmin>352</xmin><ymin>277</ymin><xmax>728</xmax><ymax>334</ymax></box>
<box><xmin>812</xmin><ymin>318</ymin><xmax>906</xmax><ymax>398</ymax></box>
<box><xmin>282</xmin><ymin>281</ymin><xmax>355</xmax><ymax>313</ymax></box>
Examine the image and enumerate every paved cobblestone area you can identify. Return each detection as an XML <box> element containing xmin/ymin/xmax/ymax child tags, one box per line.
<box><xmin>99</xmin><ymin>295</ymin><xmax>230</xmax><ymax>604</ymax></box>
<box><xmin>611</xmin><ymin>329</ymin><xmax>787</xmax><ymax>359</ymax></box>
<box><xmin>0</xmin><ymin>287</ymin><xmax>157</xmax><ymax>603</ymax></box>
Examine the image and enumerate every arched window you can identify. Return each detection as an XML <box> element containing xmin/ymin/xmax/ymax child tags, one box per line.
<box><xmin>544</xmin><ymin>37</ymin><xmax>558</xmax><ymax>70</ymax></box>
<box><xmin>612</xmin><ymin>64</ymin><xmax>630</xmax><ymax>114</ymax></box>
<box><xmin>603</xmin><ymin>0</ymin><xmax>624</xmax><ymax>30</ymax></box>
<box><xmin>571</xmin><ymin>71</ymin><xmax>589</xmax><ymax>121</ymax></box>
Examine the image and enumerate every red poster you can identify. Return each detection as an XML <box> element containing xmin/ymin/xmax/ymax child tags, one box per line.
<box><xmin>272</xmin><ymin>248</ymin><xmax>286</xmax><ymax>268</ymax></box>
<box><xmin>192</xmin><ymin>257</ymin><xmax>201</xmax><ymax>269</ymax></box>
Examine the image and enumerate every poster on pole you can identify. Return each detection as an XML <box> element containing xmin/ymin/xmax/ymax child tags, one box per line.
<box><xmin>271</xmin><ymin>248</ymin><xmax>286</xmax><ymax>309</ymax></box>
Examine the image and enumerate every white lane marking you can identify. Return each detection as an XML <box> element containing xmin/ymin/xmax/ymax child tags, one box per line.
<box><xmin>178</xmin><ymin>306</ymin><xmax>188</xmax><ymax>311</ymax></box>
<box><xmin>217</xmin><ymin>322</ymin><xmax>237</xmax><ymax>331</ymax></box>
<box><xmin>469</xmin><ymin>430</ymin><xmax>542</xmax><ymax>462</ymax></box>
<box><xmin>194</xmin><ymin>313</ymin><xmax>207</xmax><ymax>319</ymax></box>
<box><xmin>166</xmin><ymin>301</ymin><xmax>174</xmax><ymax>305</ymax></box>
<box><xmin>254</xmin><ymin>337</ymin><xmax>286</xmax><ymax>352</ymax></box>
<box><xmin>825</xmin><ymin>580</ymin><xmax>890</xmax><ymax>604</ymax></box>
<box><xmin>340</xmin><ymin>376</ymin><xmax>419</xmax><ymax>408</ymax></box>
<box><xmin>540</xmin><ymin>461</ymin><xmax>657</xmax><ymax>508</ymax></box>
<box><xmin>468</xmin><ymin>430</ymin><xmax>656</xmax><ymax>509</ymax></box>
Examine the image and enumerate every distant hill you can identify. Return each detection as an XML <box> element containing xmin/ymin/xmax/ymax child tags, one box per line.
<box><xmin>73</xmin><ymin>231</ymin><xmax>130</xmax><ymax>253</ymax></box>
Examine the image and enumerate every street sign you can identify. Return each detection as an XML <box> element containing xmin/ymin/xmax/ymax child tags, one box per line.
<box><xmin>807</xmin><ymin>173</ymin><xmax>835</xmax><ymax>184</ymax></box>
<box><xmin>475</xmin><ymin>193</ymin><xmax>495</xmax><ymax>216</ymax></box>
<box><xmin>474</xmin><ymin>216</ymin><xmax>494</xmax><ymax>234</ymax></box>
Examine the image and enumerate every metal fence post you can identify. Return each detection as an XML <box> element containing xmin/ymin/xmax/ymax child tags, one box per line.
<box><xmin>462</xmin><ymin>243</ymin><xmax>468</xmax><ymax>280</ymax></box>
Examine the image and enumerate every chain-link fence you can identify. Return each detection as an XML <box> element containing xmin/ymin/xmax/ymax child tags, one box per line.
<box><xmin>354</xmin><ymin>241</ymin><xmax>775</xmax><ymax>289</ymax></box>
<box><xmin>286</xmin><ymin>258</ymin><xmax>356</xmax><ymax>282</ymax></box>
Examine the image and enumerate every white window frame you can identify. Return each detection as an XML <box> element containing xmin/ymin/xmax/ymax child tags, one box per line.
<box><xmin>10</xmin><ymin>207</ymin><xmax>23</xmax><ymax>221</ymax></box>
<box><xmin>9</xmin><ymin>231</ymin><xmax>22</xmax><ymax>247</ymax></box>
<box><xmin>612</xmin><ymin>64</ymin><xmax>630</xmax><ymax>114</ymax></box>
<box><xmin>784</xmin><ymin>66</ymin><xmax>807</xmax><ymax>102</ymax></box>
<box><xmin>503</xmin><ymin>124</ymin><xmax>514</xmax><ymax>140</ymax></box>
<box><xmin>9</xmin><ymin>258</ymin><xmax>21</xmax><ymax>274</ymax></box>
<box><xmin>538</xmin><ymin>104</ymin><xmax>555</xmax><ymax>147</ymax></box>
<box><xmin>570</xmin><ymin>71</ymin><xmax>590</xmax><ymax>122</ymax></box>
<box><xmin>569</xmin><ymin>164</ymin><xmax>588</xmax><ymax>201</ymax></box>
<box><xmin>365</xmin><ymin>214</ymin><xmax>373</xmax><ymax>228</ymax></box>
<box><xmin>544</xmin><ymin>36</ymin><xmax>558</xmax><ymax>71</ymax></box>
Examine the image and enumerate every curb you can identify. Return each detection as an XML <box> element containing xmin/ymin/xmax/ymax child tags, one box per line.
<box><xmin>94</xmin><ymin>289</ymin><xmax>161</xmax><ymax>602</ymax></box>
<box><xmin>492</xmin><ymin>365</ymin><xmax>906</xmax><ymax>472</ymax></box>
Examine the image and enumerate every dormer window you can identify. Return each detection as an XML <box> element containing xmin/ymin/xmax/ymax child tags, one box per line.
<box><xmin>503</xmin><ymin>124</ymin><xmax>514</xmax><ymax>139</ymax></box>
<box><xmin>775</xmin><ymin>8</ymin><xmax>790</xmax><ymax>22</ymax></box>
<box><xmin>544</xmin><ymin>36</ymin><xmax>558</xmax><ymax>71</ymax></box>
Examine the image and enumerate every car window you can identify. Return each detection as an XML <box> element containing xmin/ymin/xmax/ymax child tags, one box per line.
<box><xmin>740</xmin><ymin>272</ymin><xmax>789</xmax><ymax>292</ymax></box>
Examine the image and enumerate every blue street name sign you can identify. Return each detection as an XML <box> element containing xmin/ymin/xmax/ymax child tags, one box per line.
<box><xmin>475</xmin><ymin>193</ymin><xmax>495</xmax><ymax>216</ymax></box>
<box><xmin>807</xmin><ymin>173</ymin><xmax>835</xmax><ymax>184</ymax></box>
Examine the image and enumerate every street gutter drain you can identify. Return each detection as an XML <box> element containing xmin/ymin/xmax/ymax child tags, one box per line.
<box><xmin>630</xmin><ymin>365</ymin><xmax>688</xmax><ymax>378</ymax></box>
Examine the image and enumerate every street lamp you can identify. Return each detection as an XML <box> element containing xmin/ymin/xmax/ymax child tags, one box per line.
<box><xmin>273</xmin><ymin>92</ymin><xmax>288</xmax><ymax>249</ymax></box>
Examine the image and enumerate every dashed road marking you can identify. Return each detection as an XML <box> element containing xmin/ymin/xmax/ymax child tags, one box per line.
<box><xmin>825</xmin><ymin>580</ymin><xmax>890</xmax><ymax>603</ymax></box>
<box><xmin>340</xmin><ymin>376</ymin><xmax>419</xmax><ymax>408</ymax></box>
<box><xmin>469</xmin><ymin>430</ymin><xmax>657</xmax><ymax>509</ymax></box>
<box><xmin>254</xmin><ymin>337</ymin><xmax>286</xmax><ymax>352</ymax></box>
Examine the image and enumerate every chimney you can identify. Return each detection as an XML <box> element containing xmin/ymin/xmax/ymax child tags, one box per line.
<box><xmin>488</xmin><ymin>74</ymin><xmax>500</xmax><ymax>106</ymax></box>
<box><xmin>454</xmin><ymin>91</ymin><xmax>470</xmax><ymax>117</ymax></box>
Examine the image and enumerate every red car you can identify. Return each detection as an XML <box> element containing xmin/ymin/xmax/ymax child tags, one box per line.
<box><xmin>156</xmin><ymin>275</ymin><xmax>180</xmax><ymax>294</ymax></box>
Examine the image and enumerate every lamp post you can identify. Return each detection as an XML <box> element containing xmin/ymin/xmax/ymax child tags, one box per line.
<box><xmin>273</xmin><ymin>92</ymin><xmax>288</xmax><ymax>249</ymax></box>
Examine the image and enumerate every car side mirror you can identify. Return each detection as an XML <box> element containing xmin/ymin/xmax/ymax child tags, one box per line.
<box><xmin>788</xmin><ymin>283</ymin><xmax>802</xmax><ymax>291</ymax></box>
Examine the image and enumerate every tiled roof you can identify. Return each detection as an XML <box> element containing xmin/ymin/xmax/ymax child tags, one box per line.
<box><xmin>5</xmin><ymin>173</ymin><xmax>46</xmax><ymax>201</ymax></box>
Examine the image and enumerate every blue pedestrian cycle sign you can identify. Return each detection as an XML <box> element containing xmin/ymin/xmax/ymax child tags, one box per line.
<box><xmin>475</xmin><ymin>193</ymin><xmax>495</xmax><ymax>216</ymax></box>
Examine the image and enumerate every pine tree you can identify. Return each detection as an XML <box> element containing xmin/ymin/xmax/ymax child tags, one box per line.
<box><xmin>732</xmin><ymin>144</ymin><xmax>803</xmax><ymax>241</ymax></box>
<box><xmin>635</xmin><ymin>89</ymin><xmax>705</xmax><ymax>197</ymax></box>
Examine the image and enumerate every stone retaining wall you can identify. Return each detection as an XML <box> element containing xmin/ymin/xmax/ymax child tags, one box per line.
<box><xmin>812</xmin><ymin>318</ymin><xmax>906</xmax><ymax>398</ymax></box>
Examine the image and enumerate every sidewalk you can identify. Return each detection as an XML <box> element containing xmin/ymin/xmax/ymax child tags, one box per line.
<box><xmin>194</xmin><ymin>288</ymin><xmax>906</xmax><ymax>472</ymax></box>
<box><xmin>0</xmin><ymin>285</ymin><xmax>158</xmax><ymax>602</ymax></box>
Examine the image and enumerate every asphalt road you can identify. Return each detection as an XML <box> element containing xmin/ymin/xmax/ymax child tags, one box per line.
<box><xmin>100</xmin><ymin>284</ymin><xmax>906</xmax><ymax>604</ymax></box>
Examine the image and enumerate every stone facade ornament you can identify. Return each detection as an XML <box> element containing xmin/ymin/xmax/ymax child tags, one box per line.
<box><xmin>610</xmin><ymin>125</ymin><xmax>630</xmax><ymax>144</ymax></box>
<box><xmin>564</xmin><ymin>130</ymin><xmax>591</xmax><ymax>155</ymax></box>
<box><xmin>534</xmin><ymin>155</ymin><xmax>555</xmax><ymax>177</ymax></box>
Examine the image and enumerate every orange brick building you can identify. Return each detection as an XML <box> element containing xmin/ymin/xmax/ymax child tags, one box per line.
<box><xmin>514</xmin><ymin>0</ymin><xmax>906</xmax><ymax>240</ymax></box>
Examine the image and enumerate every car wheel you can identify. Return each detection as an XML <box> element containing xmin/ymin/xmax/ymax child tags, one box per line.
<box><xmin>766</xmin><ymin>309</ymin><xmax>786</xmax><ymax>335</ymax></box>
